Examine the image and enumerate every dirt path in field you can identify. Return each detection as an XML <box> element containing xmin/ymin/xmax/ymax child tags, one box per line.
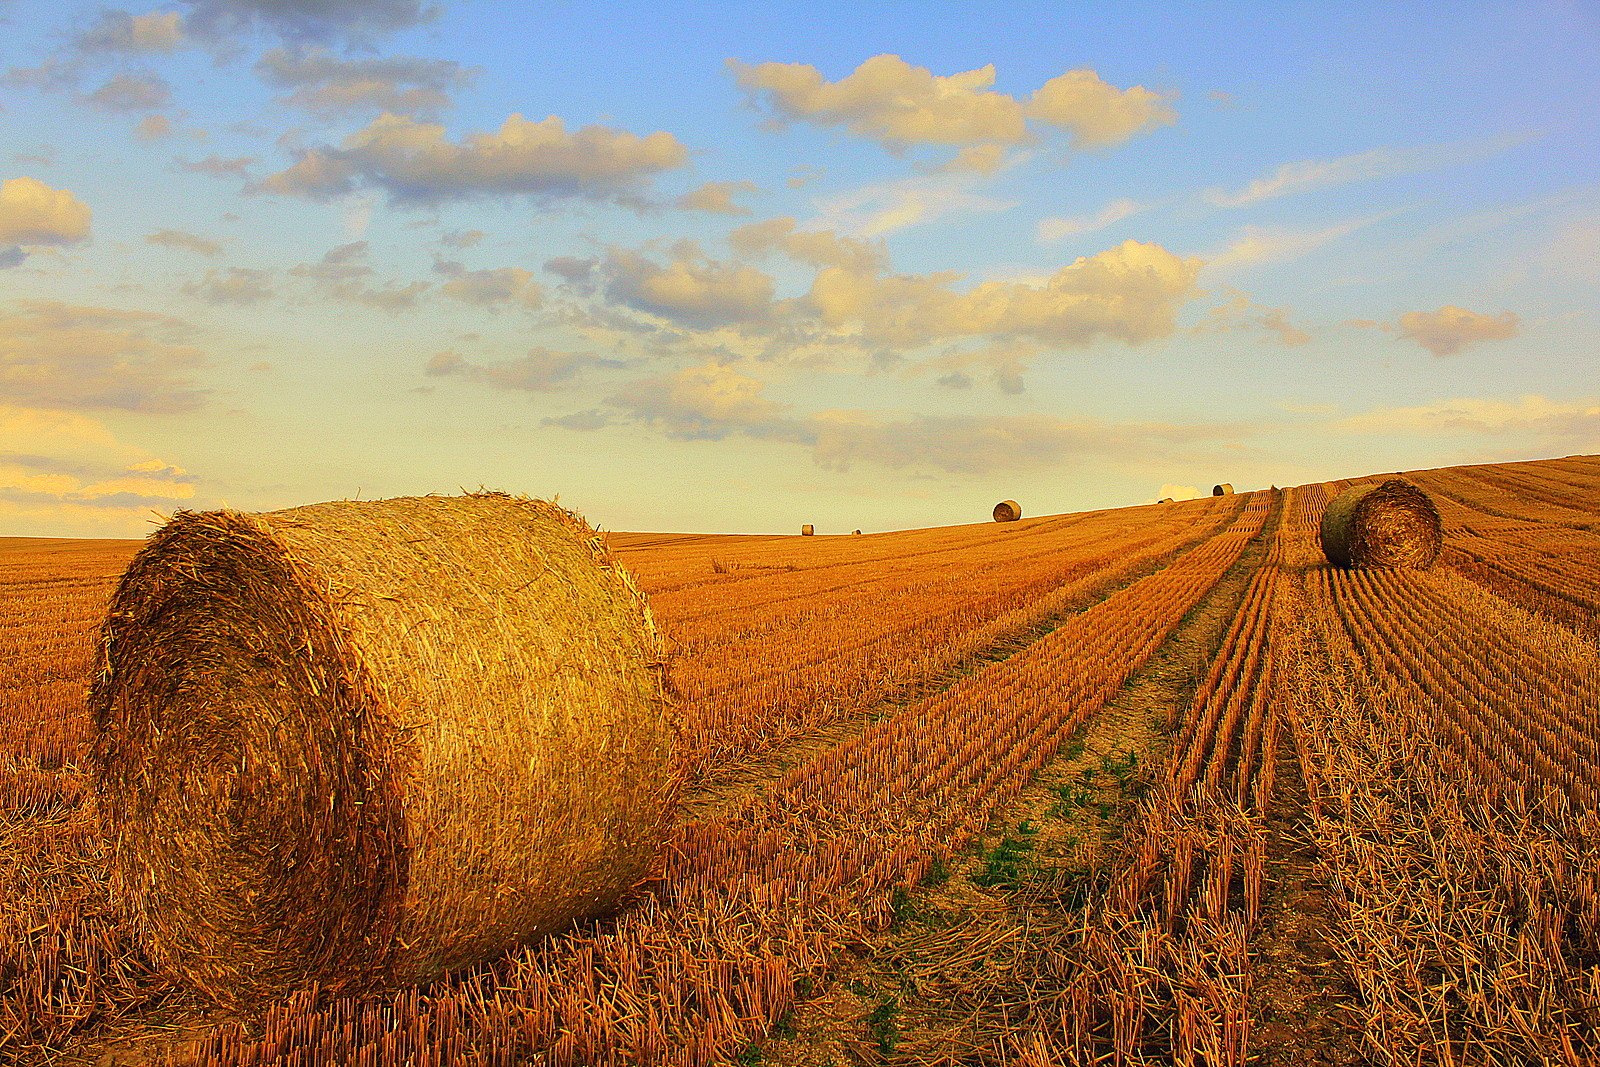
<box><xmin>755</xmin><ymin>509</ymin><xmax>1284</xmax><ymax>1065</ymax></box>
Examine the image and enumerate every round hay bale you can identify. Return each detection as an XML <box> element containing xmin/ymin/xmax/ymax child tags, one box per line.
<box><xmin>1318</xmin><ymin>478</ymin><xmax>1442</xmax><ymax>569</ymax></box>
<box><xmin>992</xmin><ymin>500</ymin><xmax>1021</xmax><ymax>523</ymax></box>
<box><xmin>88</xmin><ymin>491</ymin><xmax>677</xmax><ymax>1012</ymax></box>
<box><xmin>1159</xmin><ymin>497</ymin><xmax>1175</xmax><ymax>504</ymax></box>
<box><xmin>852</xmin><ymin>529</ymin><xmax>861</xmax><ymax>535</ymax></box>
<box><xmin>1213</xmin><ymin>483</ymin><xmax>1234</xmax><ymax>496</ymax></box>
<box><xmin>801</xmin><ymin>524</ymin><xmax>814</xmax><ymax>536</ymax></box>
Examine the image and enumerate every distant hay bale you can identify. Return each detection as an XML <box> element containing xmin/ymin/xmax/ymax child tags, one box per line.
<box><xmin>1159</xmin><ymin>497</ymin><xmax>1175</xmax><ymax>504</ymax></box>
<box><xmin>1213</xmin><ymin>483</ymin><xmax>1234</xmax><ymax>496</ymax></box>
<box><xmin>88</xmin><ymin>492</ymin><xmax>677</xmax><ymax>1012</ymax></box>
<box><xmin>1318</xmin><ymin>478</ymin><xmax>1442</xmax><ymax>569</ymax></box>
<box><xmin>993</xmin><ymin>500</ymin><xmax>1021</xmax><ymax>523</ymax></box>
<box><xmin>801</xmin><ymin>524</ymin><xmax>814</xmax><ymax>536</ymax></box>
<box><xmin>852</xmin><ymin>529</ymin><xmax>861</xmax><ymax>535</ymax></box>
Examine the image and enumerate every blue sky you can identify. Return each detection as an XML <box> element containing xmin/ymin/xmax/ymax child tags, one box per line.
<box><xmin>2</xmin><ymin>0</ymin><xmax>1596</xmax><ymax>536</ymax></box>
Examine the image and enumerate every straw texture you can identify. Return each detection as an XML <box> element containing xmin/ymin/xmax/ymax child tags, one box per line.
<box><xmin>1319</xmin><ymin>478</ymin><xmax>1442</xmax><ymax>569</ymax></box>
<box><xmin>1212</xmin><ymin>483</ymin><xmax>1234</xmax><ymax>496</ymax></box>
<box><xmin>89</xmin><ymin>491</ymin><xmax>677</xmax><ymax>1011</ymax></box>
<box><xmin>992</xmin><ymin>500</ymin><xmax>1021</xmax><ymax>523</ymax></box>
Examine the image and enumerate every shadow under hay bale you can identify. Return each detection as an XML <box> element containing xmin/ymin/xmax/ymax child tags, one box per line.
<box><xmin>88</xmin><ymin>491</ymin><xmax>677</xmax><ymax>1014</ymax></box>
<box><xmin>993</xmin><ymin>500</ymin><xmax>1021</xmax><ymax>523</ymax></box>
<box><xmin>1213</xmin><ymin>483</ymin><xmax>1234</xmax><ymax>496</ymax></box>
<box><xmin>1319</xmin><ymin>478</ymin><xmax>1442</xmax><ymax>569</ymax></box>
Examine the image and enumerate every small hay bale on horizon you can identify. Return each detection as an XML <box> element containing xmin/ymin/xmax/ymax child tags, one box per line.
<box><xmin>1159</xmin><ymin>497</ymin><xmax>1175</xmax><ymax>504</ymax></box>
<box><xmin>852</xmin><ymin>529</ymin><xmax>861</xmax><ymax>534</ymax></box>
<box><xmin>801</xmin><ymin>524</ymin><xmax>815</xmax><ymax>536</ymax></box>
<box><xmin>993</xmin><ymin>500</ymin><xmax>1021</xmax><ymax>523</ymax></box>
<box><xmin>1213</xmin><ymin>483</ymin><xmax>1234</xmax><ymax>496</ymax></box>
<box><xmin>1318</xmin><ymin>478</ymin><xmax>1442</xmax><ymax>569</ymax></box>
<box><xmin>88</xmin><ymin>491</ymin><xmax>678</xmax><ymax>1012</ymax></box>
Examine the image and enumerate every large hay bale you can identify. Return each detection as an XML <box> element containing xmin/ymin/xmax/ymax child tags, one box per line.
<box><xmin>1213</xmin><ymin>483</ymin><xmax>1234</xmax><ymax>496</ymax></box>
<box><xmin>1318</xmin><ymin>478</ymin><xmax>1442</xmax><ymax>569</ymax></box>
<box><xmin>88</xmin><ymin>491</ymin><xmax>677</xmax><ymax>1012</ymax></box>
<box><xmin>993</xmin><ymin>500</ymin><xmax>1021</xmax><ymax>523</ymax></box>
<box><xmin>801</xmin><ymin>524</ymin><xmax>814</xmax><ymax>536</ymax></box>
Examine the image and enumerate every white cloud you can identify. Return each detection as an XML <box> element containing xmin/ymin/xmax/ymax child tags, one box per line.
<box><xmin>0</xmin><ymin>177</ymin><xmax>92</xmax><ymax>245</ymax></box>
<box><xmin>1333</xmin><ymin>395</ymin><xmax>1599</xmax><ymax>438</ymax></box>
<box><xmin>1204</xmin><ymin>136</ymin><xmax>1520</xmax><ymax>208</ymax></box>
<box><xmin>811</xmin><ymin>172</ymin><xmax>1017</xmax><ymax>237</ymax></box>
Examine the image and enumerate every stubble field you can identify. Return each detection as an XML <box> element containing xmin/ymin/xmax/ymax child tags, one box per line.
<box><xmin>3</xmin><ymin>454</ymin><xmax>1599</xmax><ymax>1066</ymax></box>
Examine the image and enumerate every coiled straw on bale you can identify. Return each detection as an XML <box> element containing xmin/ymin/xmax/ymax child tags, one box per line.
<box><xmin>993</xmin><ymin>500</ymin><xmax>1021</xmax><ymax>523</ymax></box>
<box><xmin>89</xmin><ymin>491</ymin><xmax>677</xmax><ymax>1012</ymax></box>
<box><xmin>1213</xmin><ymin>483</ymin><xmax>1234</xmax><ymax>496</ymax></box>
<box><xmin>1319</xmin><ymin>478</ymin><xmax>1442</xmax><ymax>569</ymax></box>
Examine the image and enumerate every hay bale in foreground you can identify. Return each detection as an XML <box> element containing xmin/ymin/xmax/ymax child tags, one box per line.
<box><xmin>993</xmin><ymin>500</ymin><xmax>1021</xmax><ymax>523</ymax></box>
<box><xmin>89</xmin><ymin>492</ymin><xmax>676</xmax><ymax>1012</ymax></box>
<box><xmin>801</xmin><ymin>524</ymin><xmax>814</xmax><ymax>536</ymax></box>
<box><xmin>1318</xmin><ymin>478</ymin><xmax>1442</xmax><ymax>569</ymax></box>
<box><xmin>1213</xmin><ymin>483</ymin><xmax>1234</xmax><ymax>496</ymax></box>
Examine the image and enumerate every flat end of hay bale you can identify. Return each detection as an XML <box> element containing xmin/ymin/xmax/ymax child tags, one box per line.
<box><xmin>992</xmin><ymin>500</ymin><xmax>1021</xmax><ymax>523</ymax></box>
<box><xmin>1318</xmin><ymin>478</ymin><xmax>1442</xmax><ymax>569</ymax></box>
<box><xmin>89</xmin><ymin>492</ymin><xmax>678</xmax><ymax>1011</ymax></box>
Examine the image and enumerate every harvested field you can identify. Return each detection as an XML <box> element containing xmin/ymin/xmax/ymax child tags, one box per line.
<box><xmin>3</xmin><ymin>454</ymin><xmax>1599</xmax><ymax>1066</ymax></box>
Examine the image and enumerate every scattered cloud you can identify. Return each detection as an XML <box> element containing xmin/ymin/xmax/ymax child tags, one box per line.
<box><xmin>1158</xmin><ymin>483</ymin><xmax>1200</xmax><ymax>500</ymax></box>
<box><xmin>1334</xmin><ymin>394</ymin><xmax>1599</xmax><ymax>439</ymax></box>
<box><xmin>941</xmin><ymin>144</ymin><xmax>1009</xmax><ymax>175</ymax></box>
<box><xmin>426</xmin><ymin>347</ymin><xmax>593</xmax><ymax>392</ymax></box>
<box><xmin>135</xmin><ymin>114</ymin><xmax>173</xmax><ymax>139</ymax></box>
<box><xmin>729</xmin><ymin>216</ymin><xmax>888</xmax><ymax>272</ymax></box>
<box><xmin>604</xmin><ymin>244</ymin><xmax>776</xmax><ymax>328</ymax></box>
<box><xmin>811</xmin><ymin>172</ymin><xmax>1017</xmax><ymax>236</ymax></box>
<box><xmin>85</xmin><ymin>71</ymin><xmax>172</xmax><ymax>111</ymax></box>
<box><xmin>439</xmin><ymin>228</ymin><xmax>484</xmax><ymax>249</ymax></box>
<box><xmin>432</xmin><ymin>261</ymin><xmax>545</xmax><ymax>309</ymax></box>
<box><xmin>1205</xmin><ymin>136</ymin><xmax>1519</xmax><ymax>208</ymax></box>
<box><xmin>1037</xmin><ymin>197</ymin><xmax>1143</xmax><ymax>242</ymax></box>
<box><xmin>544</xmin><ymin>255</ymin><xmax>596</xmax><ymax>284</ymax></box>
<box><xmin>146</xmin><ymin>228</ymin><xmax>223</xmax><ymax>256</ymax></box>
<box><xmin>0</xmin><ymin>299</ymin><xmax>207</xmax><ymax>412</ymax></box>
<box><xmin>177</xmin><ymin>0</ymin><xmax>438</xmax><ymax>48</ymax></box>
<box><xmin>729</xmin><ymin>54</ymin><xmax>1173</xmax><ymax>155</ymax></box>
<box><xmin>254</xmin><ymin>47</ymin><xmax>477</xmax><ymax>117</ymax></box>
<box><xmin>288</xmin><ymin>241</ymin><xmax>427</xmax><ymax>308</ymax></box>
<box><xmin>1193</xmin><ymin>292</ymin><xmax>1311</xmax><ymax>345</ymax></box>
<box><xmin>1395</xmin><ymin>305</ymin><xmax>1519</xmax><ymax>356</ymax></box>
<box><xmin>182</xmin><ymin>153</ymin><xmax>257</xmax><ymax>177</ymax></box>
<box><xmin>258</xmin><ymin>112</ymin><xmax>689</xmax><ymax>206</ymax></box>
<box><xmin>677</xmin><ymin>179</ymin><xmax>760</xmax><ymax>215</ymax></box>
<box><xmin>73</xmin><ymin>10</ymin><xmax>187</xmax><ymax>54</ymax></box>
<box><xmin>183</xmin><ymin>266</ymin><xmax>274</xmax><ymax>305</ymax></box>
<box><xmin>1205</xmin><ymin>211</ymin><xmax>1395</xmax><ymax>270</ymax></box>
<box><xmin>542</xmin><ymin>408</ymin><xmax>610</xmax><ymax>431</ymax></box>
<box><xmin>607</xmin><ymin>362</ymin><xmax>790</xmax><ymax>439</ymax></box>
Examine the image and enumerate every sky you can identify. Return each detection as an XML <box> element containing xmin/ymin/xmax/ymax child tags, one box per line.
<box><xmin>2</xmin><ymin>0</ymin><xmax>1597</xmax><ymax>537</ymax></box>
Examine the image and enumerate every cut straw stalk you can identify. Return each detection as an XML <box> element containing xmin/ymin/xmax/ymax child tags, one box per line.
<box><xmin>89</xmin><ymin>491</ymin><xmax>677</xmax><ymax>1012</ymax></box>
<box><xmin>1318</xmin><ymin>478</ymin><xmax>1442</xmax><ymax>569</ymax></box>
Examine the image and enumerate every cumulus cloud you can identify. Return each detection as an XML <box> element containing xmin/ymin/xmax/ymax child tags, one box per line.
<box><xmin>432</xmin><ymin>261</ymin><xmax>544</xmax><ymax>309</ymax></box>
<box><xmin>607</xmin><ymin>362</ymin><xmax>792</xmax><ymax>440</ymax></box>
<box><xmin>73</xmin><ymin>10</ymin><xmax>187</xmax><ymax>54</ymax></box>
<box><xmin>604</xmin><ymin>244</ymin><xmax>775</xmax><ymax>328</ymax></box>
<box><xmin>677</xmin><ymin>180</ymin><xmax>760</xmax><ymax>216</ymax></box>
<box><xmin>1027</xmin><ymin>69</ymin><xmax>1176</xmax><ymax>148</ymax></box>
<box><xmin>146</xmin><ymin>228</ymin><xmax>222</xmax><ymax>256</ymax></box>
<box><xmin>0</xmin><ymin>178</ymin><xmax>92</xmax><ymax>254</ymax></box>
<box><xmin>1395</xmin><ymin>305</ymin><xmax>1519</xmax><ymax>356</ymax></box>
<box><xmin>177</xmin><ymin>0</ymin><xmax>437</xmax><ymax>48</ymax></box>
<box><xmin>183</xmin><ymin>266</ymin><xmax>274</xmax><ymax>304</ymax></box>
<box><xmin>254</xmin><ymin>47</ymin><xmax>477</xmax><ymax>117</ymax></box>
<box><xmin>1205</xmin><ymin>137</ymin><xmax>1518</xmax><ymax>208</ymax></box>
<box><xmin>0</xmin><ymin>299</ymin><xmax>207</xmax><ymax>412</ymax></box>
<box><xmin>426</xmin><ymin>348</ymin><xmax>594</xmax><ymax>392</ymax></box>
<box><xmin>804</xmin><ymin>238</ymin><xmax>1201</xmax><ymax>347</ymax></box>
<box><xmin>258</xmin><ymin>112</ymin><xmax>689</xmax><ymax>206</ymax></box>
<box><xmin>85</xmin><ymin>71</ymin><xmax>172</xmax><ymax>110</ymax></box>
<box><xmin>1037</xmin><ymin>197</ymin><xmax>1143</xmax><ymax>242</ymax></box>
<box><xmin>728</xmin><ymin>216</ymin><xmax>888</xmax><ymax>273</ymax></box>
<box><xmin>730</xmin><ymin>54</ymin><xmax>1173</xmax><ymax>155</ymax></box>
